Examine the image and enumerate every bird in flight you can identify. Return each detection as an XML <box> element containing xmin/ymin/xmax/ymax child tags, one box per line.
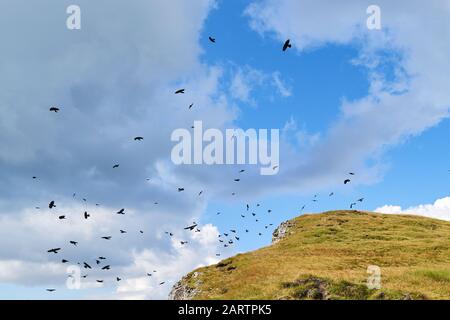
<box><xmin>113</xmin><ymin>164</ymin><xmax>119</xmax><ymax>169</ymax></box>
<box><xmin>101</xmin><ymin>236</ymin><xmax>112</xmax><ymax>240</ymax></box>
<box><xmin>48</xmin><ymin>201</ymin><xmax>56</xmax><ymax>209</ymax></box>
<box><xmin>350</xmin><ymin>202</ymin><xmax>357</xmax><ymax>209</ymax></box>
<box><xmin>47</xmin><ymin>248</ymin><xmax>61</xmax><ymax>254</ymax></box>
<box><xmin>102</xmin><ymin>265</ymin><xmax>111</xmax><ymax>270</ymax></box>
<box><xmin>344</xmin><ymin>179</ymin><xmax>351</xmax><ymax>184</ymax></box>
<box><xmin>349</xmin><ymin>172</ymin><xmax>355</xmax><ymax>175</ymax></box>
<box><xmin>208</xmin><ymin>36</ymin><xmax>216</xmax><ymax>43</ymax></box>
<box><xmin>83</xmin><ymin>262</ymin><xmax>92</xmax><ymax>269</ymax></box>
<box><xmin>58</xmin><ymin>215</ymin><xmax>66</xmax><ymax>220</ymax></box>
<box><xmin>184</xmin><ymin>223</ymin><xmax>198</xmax><ymax>231</ymax></box>
<box><xmin>180</xmin><ymin>241</ymin><xmax>188</xmax><ymax>245</ymax></box>
<box><xmin>282</xmin><ymin>39</ymin><xmax>292</xmax><ymax>51</ymax></box>
<box><xmin>46</xmin><ymin>289</ymin><xmax>56</xmax><ymax>292</ymax></box>
<box><xmin>357</xmin><ymin>198</ymin><xmax>364</xmax><ymax>202</ymax></box>
<box><xmin>178</xmin><ymin>187</ymin><xmax>184</xmax><ymax>192</ymax></box>
<box><xmin>175</xmin><ymin>89</ymin><xmax>185</xmax><ymax>94</ymax></box>
<box><xmin>134</xmin><ymin>136</ymin><xmax>144</xmax><ymax>141</ymax></box>
<box><xmin>120</xmin><ymin>229</ymin><xmax>127</xmax><ymax>234</ymax></box>
<box><xmin>189</xmin><ymin>103</ymin><xmax>194</xmax><ymax>109</ymax></box>
<box><xmin>69</xmin><ymin>241</ymin><xmax>78</xmax><ymax>246</ymax></box>
<box><xmin>49</xmin><ymin>107</ymin><xmax>60</xmax><ymax>113</ymax></box>
<box><xmin>84</xmin><ymin>211</ymin><xmax>90</xmax><ymax>219</ymax></box>
<box><xmin>117</xmin><ymin>208</ymin><xmax>125</xmax><ymax>215</ymax></box>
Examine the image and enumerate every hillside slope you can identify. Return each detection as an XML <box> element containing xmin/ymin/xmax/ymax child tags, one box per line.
<box><xmin>170</xmin><ymin>210</ymin><xmax>450</xmax><ymax>300</ymax></box>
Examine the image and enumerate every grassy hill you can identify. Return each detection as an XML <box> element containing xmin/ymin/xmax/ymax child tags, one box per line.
<box><xmin>170</xmin><ymin>210</ymin><xmax>450</xmax><ymax>300</ymax></box>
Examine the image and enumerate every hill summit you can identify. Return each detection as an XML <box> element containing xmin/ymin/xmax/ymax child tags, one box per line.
<box><xmin>170</xmin><ymin>210</ymin><xmax>450</xmax><ymax>300</ymax></box>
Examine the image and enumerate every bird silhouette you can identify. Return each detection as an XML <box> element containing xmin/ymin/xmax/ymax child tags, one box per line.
<box><xmin>134</xmin><ymin>136</ymin><xmax>144</xmax><ymax>141</ymax></box>
<box><xmin>84</xmin><ymin>211</ymin><xmax>90</xmax><ymax>219</ymax></box>
<box><xmin>208</xmin><ymin>36</ymin><xmax>216</xmax><ymax>43</ymax></box>
<box><xmin>282</xmin><ymin>39</ymin><xmax>292</xmax><ymax>51</ymax></box>
<box><xmin>344</xmin><ymin>179</ymin><xmax>351</xmax><ymax>184</ymax></box>
<box><xmin>117</xmin><ymin>208</ymin><xmax>125</xmax><ymax>214</ymax></box>
<box><xmin>49</xmin><ymin>107</ymin><xmax>60</xmax><ymax>113</ymax></box>
<box><xmin>113</xmin><ymin>164</ymin><xmax>119</xmax><ymax>169</ymax></box>
<box><xmin>175</xmin><ymin>89</ymin><xmax>185</xmax><ymax>94</ymax></box>
<box><xmin>48</xmin><ymin>201</ymin><xmax>56</xmax><ymax>209</ymax></box>
<box><xmin>69</xmin><ymin>241</ymin><xmax>78</xmax><ymax>246</ymax></box>
<box><xmin>47</xmin><ymin>248</ymin><xmax>61</xmax><ymax>254</ymax></box>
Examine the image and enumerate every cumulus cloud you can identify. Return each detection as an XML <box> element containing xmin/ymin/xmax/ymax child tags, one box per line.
<box><xmin>0</xmin><ymin>0</ymin><xmax>233</xmax><ymax>299</ymax></box>
<box><xmin>375</xmin><ymin>197</ymin><xmax>450</xmax><ymax>221</ymax></box>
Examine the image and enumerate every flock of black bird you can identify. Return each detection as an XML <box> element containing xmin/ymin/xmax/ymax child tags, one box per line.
<box><xmin>41</xmin><ymin>36</ymin><xmax>363</xmax><ymax>293</ymax></box>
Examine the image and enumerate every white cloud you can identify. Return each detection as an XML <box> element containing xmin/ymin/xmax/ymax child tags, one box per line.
<box><xmin>241</xmin><ymin>0</ymin><xmax>450</xmax><ymax>194</ymax></box>
<box><xmin>375</xmin><ymin>197</ymin><xmax>450</xmax><ymax>221</ymax></box>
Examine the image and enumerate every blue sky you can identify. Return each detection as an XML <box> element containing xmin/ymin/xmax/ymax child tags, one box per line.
<box><xmin>0</xmin><ymin>0</ymin><xmax>449</xmax><ymax>299</ymax></box>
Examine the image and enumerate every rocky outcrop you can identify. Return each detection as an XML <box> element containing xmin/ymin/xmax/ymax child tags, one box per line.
<box><xmin>272</xmin><ymin>220</ymin><xmax>294</xmax><ymax>243</ymax></box>
<box><xmin>169</xmin><ymin>272</ymin><xmax>202</xmax><ymax>300</ymax></box>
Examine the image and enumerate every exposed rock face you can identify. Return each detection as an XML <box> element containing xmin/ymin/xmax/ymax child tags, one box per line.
<box><xmin>272</xmin><ymin>220</ymin><xmax>294</xmax><ymax>243</ymax></box>
<box><xmin>169</xmin><ymin>272</ymin><xmax>201</xmax><ymax>300</ymax></box>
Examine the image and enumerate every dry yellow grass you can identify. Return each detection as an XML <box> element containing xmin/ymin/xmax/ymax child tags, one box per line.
<box><xmin>179</xmin><ymin>210</ymin><xmax>450</xmax><ymax>300</ymax></box>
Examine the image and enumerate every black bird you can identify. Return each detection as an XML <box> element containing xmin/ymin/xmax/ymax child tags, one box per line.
<box><xmin>69</xmin><ymin>241</ymin><xmax>78</xmax><ymax>246</ymax></box>
<box><xmin>208</xmin><ymin>36</ymin><xmax>216</xmax><ymax>43</ymax></box>
<box><xmin>102</xmin><ymin>265</ymin><xmax>111</xmax><ymax>270</ymax></box>
<box><xmin>83</xmin><ymin>262</ymin><xmax>92</xmax><ymax>269</ymax></box>
<box><xmin>239</xmin><ymin>169</ymin><xmax>245</xmax><ymax>173</ymax></box>
<box><xmin>198</xmin><ymin>190</ymin><xmax>203</xmax><ymax>196</ymax></box>
<box><xmin>96</xmin><ymin>280</ymin><xmax>104</xmax><ymax>283</ymax></box>
<box><xmin>134</xmin><ymin>136</ymin><xmax>144</xmax><ymax>141</ymax></box>
<box><xmin>147</xmin><ymin>273</ymin><xmax>152</xmax><ymax>277</ymax></box>
<box><xmin>113</xmin><ymin>164</ymin><xmax>119</xmax><ymax>168</ymax></box>
<box><xmin>178</xmin><ymin>187</ymin><xmax>184</xmax><ymax>192</ymax></box>
<box><xmin>246</xmin><ymin>204</ymin><xmax>249</xmax><ymax>211</ymax></box>
<box><xmin>184</xmin><ymin>223</ymin><xmax>198</xmax><ymax>231</ymax></box>
<box><xmin>58</xmin><ymin>215</ymin><xmax>66</xmax><ymax>220</ymax></box>
<box><xmin>98</xmin><ymin>257</ymin><xmax>106</xmax><ymax>260</ymax></box>
<box><xmin>175</xmin><ymin>89</ymin><xmax>185</xmax><ymax>94</ymax></box>
<box><xmin>47</xmin><ymin>248</ymin><xmax>61</xmax><ymax>254</ymax></box>
<box><xmin>84</xmin><ymin>211</ymin><xmax>90</xmax><ymax>219</ymax></box>
<box><xmin>329</xmin><ymin>192</ymin><xmax>334</xmax><ymax>196</ymax></box>
<box><xmin>32</xmin><ymin>176</ymin><xmax>37</xmax><ymax>179</ymax></box>
<box><xmin>101</xmin><ymin>236</ymin><xmax>112</xmax><ymax>240</ymax></box>
<box><xmin>117</xmin><ymin>208</ymin><xmax>125</xmax><ymax>214</ymax></box>
<box><xmin>282</xmin><ymin>39</ymin><xmax>292</xmax><ymax>51</ymax></box>
<box><xmin>344</xmin><ymin>179</ymin><xmax>351</xmax><ymax>184</ymax></box>
<box><xmin>116</xmin><ymin>277</ymin><xmax>121</xmax><ymax>282</ymax></box>
<box><xmin>49</xmin><ymin>107</ymin><xmax>60</xmax><ymax>113</ymax></box>
<box><xmin>189</xmin><ymin>103</ymin><xmax>194</xmax><ymax>109</ymax></box>
<box><xmin>357</xmin><ymin>198</ymin><xmax>364</xmax><ymax>202</ymax></box>
<box><xmin>159</xmin><ymin>282</ymin><xmax>165</xmax><ymax>285</ymax></box>
<box><xmin>180</xmin><ymin>241</ymin><xmax>188</xmax><ymax>245</ymax></box>
<box><xmin>48</xmin><ymin>201</ymin><xmax>56</xmax><ymax>209</ymax></box>
<box><xmin>350</xmin><ymin>202</ymin><xmax>357</xmax><ymax>209</ymax></box>
<box><xmin>120</xmin><ymin>230</ymin><xmax>127</xmax><ymax>234</ymax></box>
<box><xmin>234</xmin><ymin>179</ymin><xmax>240</xmax><ymax>182</ymax></box>
<box><xmin>46</xmin><ymin>289</ymin><xmax>56</xmax><ymax>292</ymax></box>
<box><xmin>349</xmin><ymin>172</ymin><xmax>355</xmax><ymax>175</ymax></box>
<box><xmin>62</xmin><ymin>259</ymin><xmax>69</xmax><ymax>263</ymax></box>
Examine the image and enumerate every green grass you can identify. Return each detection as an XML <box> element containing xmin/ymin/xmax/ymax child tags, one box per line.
<box><xmin>174</xmin><ymin>211</ymin><xmax>450</xmax><ymax>300</ymax></box>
